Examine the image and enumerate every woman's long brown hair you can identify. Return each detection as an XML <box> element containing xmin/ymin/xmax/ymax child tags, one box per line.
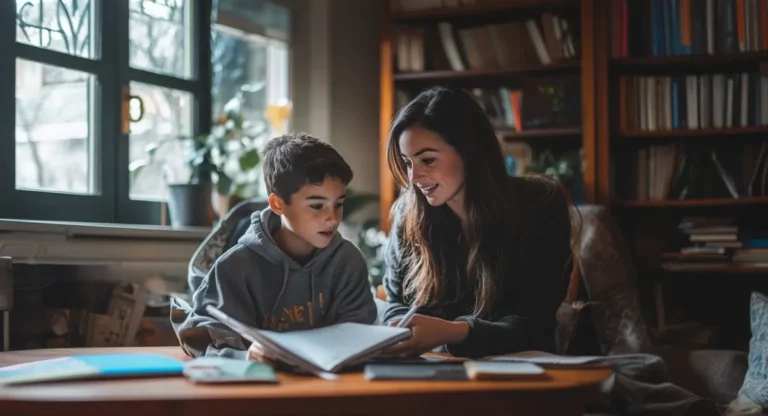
<box><xmin>387</xmin><ymin>87</ymin><xmax>519</xmax><ymax>318</ymax></box>
<box><xmin>387</xmin><ymin>87</ymin><xmax>580</xmax><ymax>318</ymax></box>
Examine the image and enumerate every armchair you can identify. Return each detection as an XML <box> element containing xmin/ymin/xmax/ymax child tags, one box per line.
<box><xmin>563</xmin><ymin>205</ymin><xmax>749</xmax><ymax>407</ymax></box>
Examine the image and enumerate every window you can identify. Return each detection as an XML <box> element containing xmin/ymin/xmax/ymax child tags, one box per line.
<box><xmin>1</xmin><ymin>0</ymin><xmax>291</xmax><ymax>224</ymax></box>
<box><xmin>210</xmin><ymin>0</ymin><xmax>292</xmax><ymax>197</ymax></box>
<box><xmin>0</xmin><ymin>0</ymin><xmax>212</xmax><ymax>224</ymax></box>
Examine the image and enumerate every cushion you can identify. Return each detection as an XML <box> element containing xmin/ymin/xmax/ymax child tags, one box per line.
<box><xmin>737</xmin><ymin>291</ymin><xmax>768</xmax><ymax>409</ymax></box>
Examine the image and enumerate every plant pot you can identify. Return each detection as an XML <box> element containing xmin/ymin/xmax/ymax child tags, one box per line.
<box><xmin>167</xmin><ymin>182</ymin><xmax>215</xmax><ymax>227</ymax></box>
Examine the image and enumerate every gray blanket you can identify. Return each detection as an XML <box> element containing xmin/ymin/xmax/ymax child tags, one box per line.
<box><xmin>587</xmin><ymin>354</ymin><xmax>721</xmax><ymax>416</ymax></box>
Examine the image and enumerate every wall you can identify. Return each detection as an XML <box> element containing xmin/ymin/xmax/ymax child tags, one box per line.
<box><xmin>328</xmin><ymin>0</ymin><xmax>382</xmax><ymax>198</ymax></box>
<box><xmin>280</xmin><ymin>0</ymin><xmax>381</xmax><ymax>199</ymax></box>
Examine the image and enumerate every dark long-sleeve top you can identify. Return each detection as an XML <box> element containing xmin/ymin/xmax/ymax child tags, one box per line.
<box><xmin>381</xmin><ymin>176</ymin><xmax>572</xmax><ymax>358</ymax></box>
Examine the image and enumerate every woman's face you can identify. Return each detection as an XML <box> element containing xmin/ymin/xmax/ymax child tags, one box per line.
<box><xmin>398</xmin><ymin>126</ymin><xmax>465</xmax><ymax>208</ymax></box>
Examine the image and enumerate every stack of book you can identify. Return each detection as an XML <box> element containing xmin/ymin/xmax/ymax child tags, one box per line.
<box><xmin>661</xmin><ymin>217</ymin><xmax>737</xmax><ymax>270</ymax></box>
<box><xmin>661</xmin><ymin>216</ymin><xmax>768</xmax><ymax>270</ymax></box>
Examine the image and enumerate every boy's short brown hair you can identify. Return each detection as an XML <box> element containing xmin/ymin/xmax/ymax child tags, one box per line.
<box><xmin>262</xmin><ymin>132</ymin><xmax>353</xmax><ymax>204</ymax></box>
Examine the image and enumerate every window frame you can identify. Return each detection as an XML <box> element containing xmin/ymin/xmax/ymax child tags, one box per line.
<box><xmin>0</xmin><ymin>0</ymin><xmax>212</xmax><ymax>225</ymax></box>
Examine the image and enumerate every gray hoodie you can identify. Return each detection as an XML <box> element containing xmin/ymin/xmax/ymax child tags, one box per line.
<box><xmin>173</xmin><ymin>208</ymin><xmax>378</xmax><ymax>359</ymax></box>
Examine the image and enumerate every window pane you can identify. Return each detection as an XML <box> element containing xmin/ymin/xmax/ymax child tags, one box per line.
<box><xmin>215</xmin><ymin>0</ymin><xmax>292</xmax><ymax>41</ymax></box>
<box><xmin>15</xmin><ymin>60</ymin><xmax>95</xmax><ymax>194</ymax></box>
<box><xmin>15</xmin><ymin>0</ymin><xmax>95</xmax><ymax>59</ymax></box>
<box><xmin>211</xmin><ymin>26</ymin><xmax>290</xmax><ymax>199</ymax></box>
<box><xmin>211</xmin><ymin>29</ymin><xmax>267</xmax><ymax>127</ymax></box>
<box><xmin>129</xmin><ymin>82</ymin><xmax>193</xmax><ymax>201</ymax></box>
<box><xmin>129</xmin><ymin>0</ymin><xmax>191</xmax><ymax>79</ymax></box>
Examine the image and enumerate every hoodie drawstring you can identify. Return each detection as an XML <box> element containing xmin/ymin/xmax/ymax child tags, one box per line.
<box><xmin>310</xmin><ymin>269</ymin><xmax>315</xmax><ymax>314</ymax></box>
<box><xmin>272</xmin><ymin>261</ymin><xmax>290</xmax><ymax>314</ymax></box>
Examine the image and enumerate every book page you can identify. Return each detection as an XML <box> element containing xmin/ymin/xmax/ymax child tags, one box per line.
<box><xmin>259</xmin><ymin>323</ymin><xmax>411</xmax><ymax>372</ymax></box>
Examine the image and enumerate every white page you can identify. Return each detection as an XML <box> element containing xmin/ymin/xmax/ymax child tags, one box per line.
<box><xmin>259</xmin><ymin>323</ymin><xmax>411</xmax><ymax>372</ymax></box>
<box><xmin>489</xmin><ymin>350</ymin><xmax>604</xmax><ymax>366</ymax></box>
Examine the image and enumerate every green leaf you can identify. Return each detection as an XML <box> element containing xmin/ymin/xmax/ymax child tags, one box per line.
<box><xmin>215</xmin><ymin>171</ymin><xmax>233</xmax><ymax>195</ymax></box>
<box><xmin>144</xmin><ymin>142</ymin><xmax>161</xmax><ymax>157</ymax></box>
<box><xmin>233</xmin><ymin>183</ymin><xmax>249</xmax><ymax>198</ymax></box>
<box><xmin>343</xmin><ymin>191</ymin><xmax>379</xmax><ymax>218</ymax></box>
<box><xmin>128</xmin><ymin>159</ymin><xmax>150</xmax><ymax>183</ymax></box>
<box><xmin>238</xmin><ymin>150</ymin><xmax>261</xmax><ymax>171</ymax></box>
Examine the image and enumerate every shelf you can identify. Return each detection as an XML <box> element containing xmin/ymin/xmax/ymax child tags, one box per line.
<box><xmin>393</xmin><ymin>61</ymin><xmax>580</xmax><ymax>83</ymax></box>
<box><xmin>499</xmin><ymin>127</ymin><xmax>581</xmax><ymax>140</ymax></box>
<box><xmin>611</xmin><ymin>51</ymin><xmax>768</xmax><ymax>72</ymax></box>
<box><xmin>621</xmin><ymin>126</ymin><xmax>768</xmax><ymax>138</ymax></box>
<box><xmin>613</xmin><ymin>197</ymin><xmax>768</xmax><ymax>208</ymax></box>
<box><xmin>660</xmin><ymin>264</ymin><xmax>768</xmax><ymax>275</ymax></box>
<box><xmin>390</xmin><ymin>0</ymin><xmax>579</xmax><ymax>21</ymax></box>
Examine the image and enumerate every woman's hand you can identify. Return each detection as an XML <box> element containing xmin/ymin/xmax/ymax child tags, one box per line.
<box><xmin>247</xmin><ymin>341</ymin><xmax>275</xmax><ymax>366</ymax></box>
<box><xmin>384</xmin><ymin>314</ymin><xmax>470</xmax><ymax>357</ymax></box>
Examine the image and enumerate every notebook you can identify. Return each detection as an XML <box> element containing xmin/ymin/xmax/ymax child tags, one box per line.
<box><xmin>183</xmin><ymin>357</ymin><xmax>278</xmax><ymax>384</ymax></box>
<box><xmin>463</xmin><ymin>361</ymin><xmax>547</xmax><ymax>380</ymax></box>
<box><xmin>206</xmin><ymin>305</ymin><xmax>412</xmax><ymax>380</ymax></box>
<box><xmin>0</xmin><ymin>353</ymin><xmax>184</xmax><ymax>385</ymax></box>
<box><xmin>489</xmin><ymin>350</ymin><xmax>605</xmax><ymax>367</ymax></box>
<box><xmin>364</xmin><ymin>362</ymin><xmax>469</xmax><ymax>381</ymax></box>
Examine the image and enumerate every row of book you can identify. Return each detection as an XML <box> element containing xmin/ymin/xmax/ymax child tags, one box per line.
<box><xmin>627</xmin><ymin>142</ymin><xmax>768</xmax><ymax>201</ymax></box>
<box><xmin>394</xmin><ymin>15</ymin><xmax>578</xmax><ymax>73</ymax></box>
<box><xmin>611</xmin><ymin>0</ymin><xmax>768</xmax><ymax>58</ymax></box>
<box><xmin>661</xmin><ymin>216</ymin><xmax>768</xmax><ymax>271</ymax></box>
<box><xmin>391</xmin><ymin>0</ymin><xmax>477</xmax><ymax>11</ymax></box>
<box><xmin>396</xmin><ymin>76</ymin><xmax>580</xmax><ymax>131</ymax></box>
<box><xmin>620</xmin><ymin>73</ymin><xmax>768</xmax><ymax>132</ymax></box>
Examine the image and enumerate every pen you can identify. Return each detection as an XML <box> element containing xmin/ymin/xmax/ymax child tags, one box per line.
<box><xmin>396</xmin><ymin>305</ymin><xmax>419</xmax><ymax>328</ymax></box>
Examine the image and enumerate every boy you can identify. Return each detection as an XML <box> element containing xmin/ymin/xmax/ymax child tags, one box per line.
<box><xmin>173</xmin><ymin>132</ymin><xmax>378</xmax><ymax>361</ymax></box>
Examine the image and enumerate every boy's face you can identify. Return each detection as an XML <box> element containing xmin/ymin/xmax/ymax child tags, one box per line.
<box><xmin>272</xmin><ymin>177</ymin><xmax>347</xmax><ymax>249</ymax></box>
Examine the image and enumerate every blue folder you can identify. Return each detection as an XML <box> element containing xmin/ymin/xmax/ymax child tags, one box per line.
<box><xmin>0</xmin><ymin>353</ymin><xmax>184</xmax><ymax>385</ymax></box>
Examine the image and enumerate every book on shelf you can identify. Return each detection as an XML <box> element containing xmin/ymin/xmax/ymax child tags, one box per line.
<box><xmin>628</xmin><ymin>142</ymin><xmax>768</xmax><ymax>202</ymax></box>
<box><xmin>395</xmin><ymin>75</ymin><xmax>580</xmax><ymax>133</ymax></box>
<box><xmin>391</xmin><ymin>0</ymin><xmax>468</xmax><ymax>12</ymax></box>
<box><xmin>393</xmin><ymin>14</ymin><xmax>579</xmax><ymax>73</ymax></box>
<box><xmin>620</xmin><ymin>72</ymin><xmax>768</xmax><ymax>132</ymax></box>
<box><xmin>661</xmin><ymin>216</ymin><xmax>768</xmax><ymax>270</ymax></box>
<box><xmin>611</xmin><ymin>0</ymin><xmax>768</xmax><ymax>58</ymax></box>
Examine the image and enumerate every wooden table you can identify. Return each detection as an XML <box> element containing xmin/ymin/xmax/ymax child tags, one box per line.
<box><xmin>0</xmin><ymin>346</ymin><xmax>612</xmax><ymax>416</ymax></box>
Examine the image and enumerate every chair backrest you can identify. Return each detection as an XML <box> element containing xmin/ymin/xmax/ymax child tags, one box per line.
<box><xmin>565</xmin><ymin>204</ymin><xmax>653</xmax><ymax>356</ymax></box>
<box><xmin>185</xmin><ymin>197</ymin><xmax>268</xmax><ymax>292</ymax></box>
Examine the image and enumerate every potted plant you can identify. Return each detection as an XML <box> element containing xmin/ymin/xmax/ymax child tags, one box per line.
<box><xmin>525</xmin><ymin>148</ymin><xmax>585</xmax><ymax>204</ymax></box>
<box><xmin>129</xmin><ymin>107</ymin><xmax>264</xmax><ymax>227</ymax></box>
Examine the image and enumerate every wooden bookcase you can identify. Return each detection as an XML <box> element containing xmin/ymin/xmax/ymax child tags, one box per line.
<box><xmin>378</xmin><ymin>0</ymin><xmax>768</xmax><ymax>350</ymax></box>
<box><xmin>378</xmin><ymin>0</ymin><xmax>598</xmax><ymax>232</ymax></box>
<box><xmin>595</xmin><ymin>0</ymin><xmax>768</xmax><ymax>349</ymax></box>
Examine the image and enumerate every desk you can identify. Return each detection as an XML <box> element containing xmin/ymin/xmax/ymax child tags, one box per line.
<box><xmin>0</xmin><ymin>346</ymin><xmax>612</xmax><ymax>416</ymax></box>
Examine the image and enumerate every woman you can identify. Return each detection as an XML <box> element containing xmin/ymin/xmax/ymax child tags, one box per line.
<box><xmin>381</xmin><ymin>86</ymin><xmax>576</xmax><ymax>358</ymax></box>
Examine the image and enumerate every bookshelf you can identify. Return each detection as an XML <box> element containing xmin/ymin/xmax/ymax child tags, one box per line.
<box><xmin>379</xmin><ymin>0</ymin><xmax>598</xmax><ymax>232</ymax></box>
<box><xmin>599</xmin><ymin>0</ymin><xmax>768</xmax><ymax>349</ymax></box>
<box><xmin>621</xmin><ymin>126</ymin><xmax>768</xmax><ymax>138</ymax></box>
<box><xmin>603</xmin><ymin>0</ymin><xmax>768</xmax><ymax>209</ymax></box>
<box><xmin>613</xmin><ymin>196</ymin><xmax>768</xmax><ymax>208</ymax></box>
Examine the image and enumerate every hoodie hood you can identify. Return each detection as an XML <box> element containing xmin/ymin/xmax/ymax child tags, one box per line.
<box><xmin>238</xmin><ymin>208</ymin><xmax>344</xmax><ymax>269</ymax></box>
<box><xmin>237</xmin><ymin>208</ymin><xmax>344</xmax><ymax>319</ymax></box>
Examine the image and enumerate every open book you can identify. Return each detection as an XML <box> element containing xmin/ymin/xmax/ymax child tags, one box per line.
<box><xmin>205</xmin><ymin>305</ymin><xmax>412</xmax><ymax>380</ymax></box>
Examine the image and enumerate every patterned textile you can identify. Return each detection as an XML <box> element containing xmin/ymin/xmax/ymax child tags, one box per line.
<box><xmin>738</xmin><ymin>292</ymin><xmax>768</xmax><ymax>409</ymax></box>
<box><xmin>186</xmin><ymin>198</ymin><xmax>268</xmax><ymax>290</ymax></box>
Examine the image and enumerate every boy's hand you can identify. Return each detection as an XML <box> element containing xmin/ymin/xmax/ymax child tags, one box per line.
<box><xmin>247</xmin><ymin>341</ymin><xmax>275</xmax><ymax>366</ymax></box>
